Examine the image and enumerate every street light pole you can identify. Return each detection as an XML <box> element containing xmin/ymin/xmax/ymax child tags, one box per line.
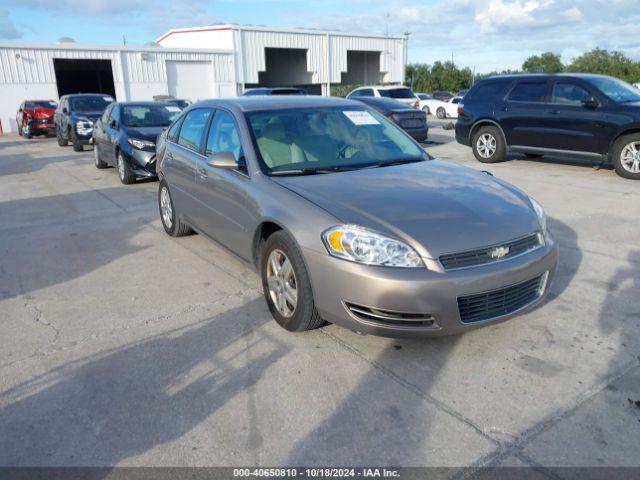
<box><xmin>403</xmin><ymin>31</ymin><xmax>411</xmax><ymax>87</ymax></box>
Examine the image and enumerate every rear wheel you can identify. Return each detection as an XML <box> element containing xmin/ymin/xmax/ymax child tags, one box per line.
<box><xmin>613</xmin><ymin>134</ymin><xmax>640</xmax><ymax>180</ymax></box>
<box><xmin>436</xmin><ymin>107</ymin><xmax>446</xmax><ymax>119</ymax></box>
<box><xmin>261</xmin><ymin>231</ymin><xmax>324</xmax><ymax>332</ymax></box>
<box><xmin>158</xmin><ymin>180</ymin><xmax>193</xmax><ymax>236</ymax></box>
<box><xmin>472</xmin><ymin>126</ymin><xmax>506</xmax><ymax>164</ymax></box>
<box><xmin>422</xmin><ymin>106</ymin><xmax>430</xmax><ymax>115</ymax></box>
<box><xmin>117</xmin><ymin>152</ymin><xmax>135</xmax><ymax>184</ymax></box>
<box><xmin>94</xmin><ymin>144</ymin><xmax>108</xmax><ymax>169</ymax></box>
<box><xmin>56</xmin><ymin>125</ymin><xmax>68</xmax><ymax>146</ymax></box>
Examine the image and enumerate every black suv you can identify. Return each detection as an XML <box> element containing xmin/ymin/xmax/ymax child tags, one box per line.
<box><xmin>455</xmin><ymin>74</ymin><xmax>640</xmax><ymax>179</ymax></box>
<box><xmin>55</xmin><ymin>94</ymin><xmax>114</xmax><ymax>151</ymax></box>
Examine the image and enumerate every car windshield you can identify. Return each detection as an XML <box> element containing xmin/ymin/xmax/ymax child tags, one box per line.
<box><xmin>379</xmin><ymin>88</ymin><xmax>416</xmax><ymax>99</ymax></box>
<box><xmin>70</xmin><ymin>96</ymin><xmax>113</xmax><ymax>112</ymax></box>
<box><xmin>246</xmin><ymin>106</ymin><xmax>427</xmax><ymax>175</ymax></box>
<box><xmin>26</xmin><ymin>101</ymin><xmax>57</xmax><ymax>109</ymax></box>
<box><xmin>122</xmin><ymin>105</ymin><xmax>182</xmax><ymax>127</ymax></box>
<box><xmin>585</xmin><ymin>77</ymin><xmax>640</xmax><ymax>103</ymax></box>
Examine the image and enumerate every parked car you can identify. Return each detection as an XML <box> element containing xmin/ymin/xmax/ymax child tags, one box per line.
<box><xmin>93</xmin><ymin>101</ymin><xmax>181</xmax><ymax>184</ymax></box>
<box><xmin>55</xmin><ymin>94</ymin><xmax>114</xmax><ymax>151</ymax></box>
<box><xmin>346</xmin><ymin>86</ymin><xmax>420</xmax><ymax>109</ymax></box>
<box><xmin>243</xmin><ymin>87</ymin><xmax>307</xmax><ymax>96</ymax></box>
<box><xmin>351</xmin><ymin>96</ymin><xmax>428</xmax><ymax>142</ymax></box>
<box><xmin>416</xmin><ymin>93</ymin><xmax>460</xmax><ymax>118</ymax></box>
<box><xmin>156</xmin><ymin>96</ymin><xmax>557</xmax><ymax>337</ymax></box>
<box><xmin>456</xmin><ymin>73</ymin><xmax>640</xmax><ymax>180</ymax></box>
<box><xmin>16</xmin><ymin>100</ymin><xmax>57</xmax><ymax>138</ymax></box>
<box><xmin>153</xmin><ymin>95</ymin><xmax>192</xmax><ymax>109</ymax></box>
<box><xmin>431</xmin><ymin>91</ymin><xmax>454</xmax><ymax>102</ymax></box>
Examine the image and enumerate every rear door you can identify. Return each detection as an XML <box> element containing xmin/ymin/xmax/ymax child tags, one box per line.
<box><xmin>500</xmin><ymin>79</ymin><xmax>552</xmax><ymax>148</ymax></box>
<box><xmin>545</xmin><ymin>79</ymin><xmax>611</xmax><ymax>155</ymax></box>
<box><xmin>191</xmin><ymin>109</ymin><xmax>253</xmax><ymax>257</ymax></box>
<box><xmin>162</xmin><ymin>108</ymin><xmax>212</xmax><ymax>226</ymax></box>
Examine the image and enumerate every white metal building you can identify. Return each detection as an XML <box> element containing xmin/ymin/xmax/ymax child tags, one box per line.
<box><xmin>0</xmin><ymin>25</ymin><xmax>406</xmax><ymax>133</ymax></box>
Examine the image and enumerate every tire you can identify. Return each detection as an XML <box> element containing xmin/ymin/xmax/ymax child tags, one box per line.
<box><xmin>422</xmin><ymin>106</ymin><xmax>430</xmax><ymax>115</ymax></box>
<box><xmin>612</xmin><ymin>133</ymin><xmax>640</xmax><ymax>180</ymax></box>
<box><xmin>117</xmin><ymin>152</ymin><xmax>136</xmax><ymax>185</ymax></box>
<box><xmin>22</xmin><ymin>126</ymin><xmax>32</xmax><ymax>139</ymax></box>
<box><xmin>56</xmin><ymin>125</ymin><xmax>68</xmax><ymax>146</ymax></box>
<box><xmin>71</xmin><ymin>130</ymin><xmax>83</xmax><ymax>152</ymax></box>
<box><xmin>94</xmin><ymin>144</ymin><xmax>108</xmax><ymax>169</ymax></box>
<box><xmin>524</xmin><ymin>153</ymin><xmax>543</xmax><ymax>158</ymax></box>
<box><xmin>158</xmin><ymin>180</ymin><xmax>193</xmax><ymax>237</ymax></box>
<box><xmin>261</xmin><ymin>230</ymin><xmax>324</xmax><ymax>332</ymax></box>
<box><xmin>436</xmin><ymin>107</ymin><xmax>446</xmax><ymax>119</ymax></box>
<box><xmin>472</xmin><ymin>125</ymin><xmax>506</xmax><ymax>164</ymax></box>
<box><xmin>17</xmin><ymin>124</ymin><xmax>23</xmax><ymax>136</ymax></box>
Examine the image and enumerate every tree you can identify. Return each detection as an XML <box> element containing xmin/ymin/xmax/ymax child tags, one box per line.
<box><xmin>566</xmin><ymin>48</ymin><xmax>640</xmax><ymax>83</ymax></box>
<box><xmin>405</xmin><ymin>62</ymin><xmax>473</xmax><ymax>93</ymax></box>
<box><xmin>522</xmin><ymin>52</ymin><xmax>563</xmax><ymax>73</ymax></box>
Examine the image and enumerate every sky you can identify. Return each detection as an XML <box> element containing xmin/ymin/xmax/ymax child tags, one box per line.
<box><xmin>0</xmin><ymin>0</ymin><xmax>639</xmax><ymax>73</ymax></box>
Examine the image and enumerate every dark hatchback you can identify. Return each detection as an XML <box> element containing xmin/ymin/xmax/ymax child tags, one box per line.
<box><xmin>456</xmin><ymin>73</ymin><xmax>640</xmax><ymax>179</ymax></box>
<box><xmin>93</xmin><ymin>102</ymin><xmax>181</xmax><ymax>184</ymax></box>
<box><xmin>353</xmin><ymin>96</ymin><xmax>428</xmax><ymax>142</ymax></box>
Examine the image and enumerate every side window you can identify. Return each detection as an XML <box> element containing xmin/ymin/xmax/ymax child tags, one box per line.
<box><xmin>108</xmin><ymin>105</ymin><xmax>120</xmax><ymax>128</ymax></box>
<box><xmin>360</xmin><ymin>89</ymin><xmax>374</xmax><ymax>97</ymax></box>
<box><xmin>508</xmin><ymin>81</ymin><xmax>548</xmax><ymax>103</ymax></box>
<box><xmin>205</xmin><ymin>110</ymin><xmax>244</xmax><ymax>165</ymax></box>
<box><xmin>377</xmin><ymin>90</ymin><xmax>390</xmax><ymax>97</ymax></box>
<box><xmin>552</xmin><ymin>82</ymin><xmax>590</xmax><ymax>105</ymax></box>
<box><xmin>177</xmin><ymin>109</ymin><xmax>212</xmax><ymax>152</ymax></box>
<box><xmin>349</xmin><ymin>90</ymin><xmax>361</xmax><ymax>98</ymax></box>
<box><xmin>101</xmin><ymin>104</ymin><xmax>113</xmax><ymax>123</ymax></box>
<box><xmin>167</xmin><ymin>116</ymin><xmax>184</xmax><ymax>143</ymax></box>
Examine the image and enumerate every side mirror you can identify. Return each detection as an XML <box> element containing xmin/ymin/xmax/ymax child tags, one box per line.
<box><xmin>109</xmin><ymin>119</ymin><xmax>118</xmax><ymax>129</ymax></box>
<box><xmin>62</xmin><ymin>107</ymin><xmax>68</xmax><ymax>114</ymax></box>
<box><xmin>583</xmin><ymin>96</ymin><xmax>599</xmax><ymax>109</ymax></box>
<box><xmin>207</xmin><ymin>151</ymin><xmax>238</xmax><ymax>169</ymax></box>
<box><xmin>18</xmin><ymin>108</ymin><xmax>23</xmax><ymax>112</ymax></box>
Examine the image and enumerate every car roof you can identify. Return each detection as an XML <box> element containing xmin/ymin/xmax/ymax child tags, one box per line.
<box><xmin>114</xmin><ymin>101</ymin><xmax>175</xmax><ymax>107</ymax></box>
<box><xmin>482</xmin><ymin>73</ymin><xmax>616</xmax><ymax>81</ymax></box>
<box><xmin>64</xmin><ymin>93</ymin><xmax>113</xmax><ymax>97</ymax></box>
<box><xmin>352</xmin><ymin>96</ymin><xmax>415</xmax><ymax>111</ymax></box>
<box><xmin>355</xmin><ymin>85</ymin><xmax>412</xmax><ymax>90</ymax></box>
<box><xmin>190</xmin><ymin>95</ymin><xmax>363</xmax><ymax>112</ymax></box>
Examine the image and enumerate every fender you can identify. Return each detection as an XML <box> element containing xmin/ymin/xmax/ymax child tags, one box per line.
<box><xmin>469</xmin><ymin>118</ymin><xmax>508</xmax><ymax>145</ymax></box>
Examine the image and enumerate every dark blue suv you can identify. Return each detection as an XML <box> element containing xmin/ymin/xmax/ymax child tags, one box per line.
<box><xmin>455</xmin><ymin>74</ymin><xmax>640</xmax><ymax>179</ymax></box>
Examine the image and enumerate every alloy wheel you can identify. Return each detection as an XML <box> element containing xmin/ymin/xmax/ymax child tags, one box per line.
<box><xmin>266</xmin><ymin>249</ymin><xmax>297</xmax><ymax>318</ymax></box>
<box><xmin>477</xmin><ymin>133</ymin><xmax>497</xmax><ymax>159</ymax></box>
<box><xmin>620</xmin><ymin>141</ymin><xmax>640</xmax><ymax>174</ymax></box>
<box><xmin>160</xmin><ymin>186</ymin><xmax>173</xmax><ymax>229</ymax></box>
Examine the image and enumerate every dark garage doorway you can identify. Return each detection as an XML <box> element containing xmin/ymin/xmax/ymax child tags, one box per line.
<box><xmin>53</xmin><ymin>59</ymin><xmax>116</xmax><ymax>98</ymax></box>
<box><xmin>246</xmin><ymin>48</ymin><xmax>322</xmax><ymax>95</ymax></box>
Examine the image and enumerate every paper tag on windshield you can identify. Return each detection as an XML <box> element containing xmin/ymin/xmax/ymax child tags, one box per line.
<box><xmin>343</xmin><ymin>110</ymin><xmax>380</xmax><ymax>125</ymax></box>
<box><xmin>103</xmin><ymin>96</ymin><xmax>114</xmax><ymax>102</ymax></box>
<box><xmin>165</xmin><ymin>106</ymin><xmax>181</xmax><ymax>112</ymax></box>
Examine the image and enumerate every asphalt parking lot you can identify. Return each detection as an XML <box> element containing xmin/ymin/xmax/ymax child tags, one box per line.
<box><xmin>0</xmin><ymin>119</ymin><xmax>639</xmax><ymax>471</ymax></box>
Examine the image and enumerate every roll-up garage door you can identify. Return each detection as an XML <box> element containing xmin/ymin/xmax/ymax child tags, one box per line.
<box><xmin>166</xmin><ymin>61</ymin><xmax>213</xmax><ymax>101</ymax></box>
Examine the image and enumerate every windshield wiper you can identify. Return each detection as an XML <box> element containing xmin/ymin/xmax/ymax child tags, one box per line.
<box><xmin>367</xmin><ymin>158</ymin><xmax>426</xmax><ymax>169</ymax></box>
<box><xmin>269</xmin><ymin>166</ymin><xmax>347</xmax><ymax>176</ymax></box>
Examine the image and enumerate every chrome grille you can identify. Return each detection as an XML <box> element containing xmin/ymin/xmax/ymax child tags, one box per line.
<box><xmin>457</xmin><ymin>273</ymin><xmax>547</xmax><ymax>324</ymax></box>
<box><xmin>439</xmin><ymin>233</ymin><xmax>541</xmax><ymax>270</ymax></box>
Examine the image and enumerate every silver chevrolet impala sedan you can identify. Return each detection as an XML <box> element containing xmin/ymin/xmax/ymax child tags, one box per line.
<box><xmin>155</xmin><ymin>96</ymin><xmax>558</xmax><ymax>337</ymax></box>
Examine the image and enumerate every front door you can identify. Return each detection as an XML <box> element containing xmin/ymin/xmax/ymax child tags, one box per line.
<box><xmin>191</xmin><ymin>109</ymin><xmax>253</xmax><ymax>259</ymax></box>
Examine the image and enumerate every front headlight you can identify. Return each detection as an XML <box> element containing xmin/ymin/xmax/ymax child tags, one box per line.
<box><xmin>127</xmin><ymin>138</ymin><xmax>155</xmax><ymax>149</ymax></box>
<box><xmin>75</xmin><ymin>120</ymin><xmax>93</xmax><ymax>135</ymax></box>
<box><xmin>322</xmin><ymin>225</ymin><xmax>424</xmax><ymax>268</ymax></box>
<box><xmin>530</xmin><ymin>197</ymin><xmax>547</xmax><ymax>234</ymax></box>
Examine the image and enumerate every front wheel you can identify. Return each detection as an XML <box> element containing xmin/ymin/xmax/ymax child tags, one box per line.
<box><xmin>612</xmin><ymin>134</ymin><xmax>640</xmax><ymax>180</ymax></box>
<box><xmin>261</xmin><ymin>231</ymin><xmax>324</xmax><ymax>332</ymax></box>
<box><xmin>436</xmin><ymin>107</ymin><xmax>446</xmax><ymax>119</ymax></box>
<box><xmin>71</xmin><ymin>131</ymin><xmax>83</xmax><ymax>152</ymax></box>
<box><xmin>472</xmin><ymin>126</ymin><xmax>506</xmax><ymax>164</ymax></box>
<box><xmin>117</xmin><ymin>152</ymin><xmax>136</xmax><ymax>185</ymax></box>
<box><xmin>22</xmin><ymin>125</ymin><xmax>32</xmax><ymax>139</ymax></box>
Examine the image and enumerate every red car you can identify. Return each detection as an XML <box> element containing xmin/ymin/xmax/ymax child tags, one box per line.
<box><xmin>16</xmin><ymin>100</ymin><xmax>58</xmax><ymax>138</ymax></box>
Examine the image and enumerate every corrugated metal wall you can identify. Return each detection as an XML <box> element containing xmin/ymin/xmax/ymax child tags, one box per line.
<box><xmin>0</xmin><ymin>45</ymin><xmax>235</xmax><ymax>85</ymax></box>
<box><xmin>233</xmin><ymin>28</ymin><xmax>405</xmax><ymax>86</ymax></box>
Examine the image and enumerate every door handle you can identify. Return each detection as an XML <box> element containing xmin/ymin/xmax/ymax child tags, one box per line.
<box><xmin>197</xmin><ymin>167</ymin><xmax>208</xmax><ymax>179</ymax></box>
<box><xmin>549</xmin><ymin>110</ymin><xmax>560</xmax><ymax>115</ymax></box>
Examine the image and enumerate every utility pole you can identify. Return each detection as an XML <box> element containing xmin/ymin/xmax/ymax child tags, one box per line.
<box><xmin>404</xmin><ymin>31</ymin><xmax>411</xmax><ymax>87</ymax></box>
<box><xmin>122</xmin><ymin>35</ymin><xmax>126</xmax><ymax>46</ymax></box>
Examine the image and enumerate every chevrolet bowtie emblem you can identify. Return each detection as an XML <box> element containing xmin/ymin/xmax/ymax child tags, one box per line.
<box><xmin>489</xmin><ymin>246</ymin><xmax>510</xmax><ymax>259</ymax></box>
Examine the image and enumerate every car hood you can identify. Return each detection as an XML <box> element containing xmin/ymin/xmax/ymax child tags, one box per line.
<box><xmin>26</xmin><ymin>108</ymin><xmax>55</xmax><ymax>118</ymax></box>
<box><xmin>272</xmin><ymin>160</ymin><xmax>541</xmax><ymax>259</ymax></box>
<box><xmin>123</xmin><ymin>126</ymin><xmax>166</xmax><ymax>142</ymax></box>
<box><xmin>73</xmin><ymin>111</ymin><xmax>103</xmax><ymax>122</ymax></box>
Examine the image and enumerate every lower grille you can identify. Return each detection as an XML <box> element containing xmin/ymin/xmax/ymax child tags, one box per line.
<box><xmin>345</xmin><ymin>302</ymin><xmax>435</xmax><ymax>328</ymax></box>
<box><xmin>457</xmin><ymin>273</ymin><xmax>547</xmax><ymax>324</ymax></box>
<box><xmin>440</xmin><ymin>233</ymin><xmax>541</xmax><ymax>270</ymax></box>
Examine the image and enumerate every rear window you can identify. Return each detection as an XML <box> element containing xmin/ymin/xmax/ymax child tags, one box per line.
<box><xmin>508</xmin><ymin>81</ymin><xmax>548</xmax><ymax>103</ymax></box>
<box><xmin>379</xmin><ymin>88</ymin><xmax>415</xmax><ymax>99</ymax></box>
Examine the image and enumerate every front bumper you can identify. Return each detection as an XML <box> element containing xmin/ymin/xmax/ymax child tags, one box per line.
<box><xmin>126</xmin><ymin>149</ymin><xmax>157</xmax><ymax>178</ymax></box>
<box><xmin>304</xmin><ymin>235</ymin><xmax>558</xmax><ymax>338</ymax></box>
<box><xmin>75</xmin><ymin>131</ymin><xmax>94</xmax><ymax>145</ymax></box>
<box><xmin>25</xmin><ymin>120</ymin><xmax>55</xmax><ymax>134</ymax></box>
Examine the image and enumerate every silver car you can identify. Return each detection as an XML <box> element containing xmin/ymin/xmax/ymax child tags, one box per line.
<box><xmin>155</xmin><ymin>96</ymin><xmax>558</xmax><ymax>337</ymax></box>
